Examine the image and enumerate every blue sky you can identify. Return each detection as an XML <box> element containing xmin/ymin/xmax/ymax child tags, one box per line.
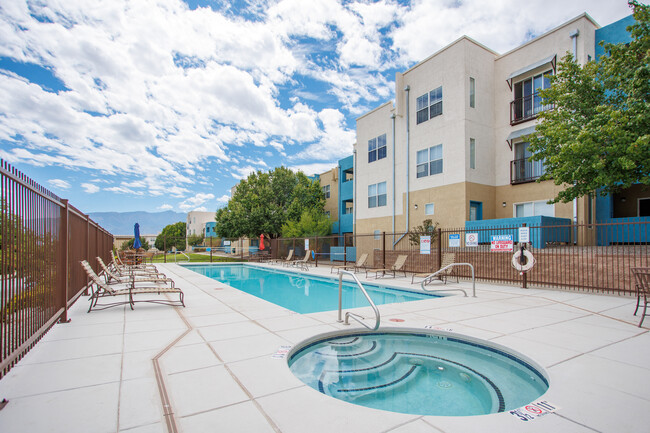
<box><xmin>0</xmin><ymin>0</ymin><xmax>633</xmax><ymax>213</ymax></box>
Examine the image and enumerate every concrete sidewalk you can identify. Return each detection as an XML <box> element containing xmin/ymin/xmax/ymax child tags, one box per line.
<box><xmin>0</xmin><ymin>262</ymin><xmax>648</xmax><ymax>433</ymax></box>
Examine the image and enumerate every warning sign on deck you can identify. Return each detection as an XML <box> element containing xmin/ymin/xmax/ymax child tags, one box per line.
<box><xmin>509</xmin><ymin>400</ymin><xmax>560</xmax><ymax>421</ymax></box>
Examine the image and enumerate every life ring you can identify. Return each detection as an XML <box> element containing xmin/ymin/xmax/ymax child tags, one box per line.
<box><xmin>512</xmin><ymin>249</ymin><xmax>536</xmax><ymax>272</ymax></box>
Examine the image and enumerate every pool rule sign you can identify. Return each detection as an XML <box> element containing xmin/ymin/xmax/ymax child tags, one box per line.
<box><xmin>491</xmin><ymin>234</ymin><xmax>513</xmax><ymax>252</ymax></box>
<box><xmin>509</xmin><ymin>400</ymin><xmax>560</xmax><ymax>421</ymax></box>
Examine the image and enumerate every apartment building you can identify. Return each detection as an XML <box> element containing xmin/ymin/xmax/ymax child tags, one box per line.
<box><xmin>186</xmin><ymin>211</ymin><xmax>216</xmax><ymax>237</ymax></box>
<box><xmin>355</xmin><ymin>13</ymin><xmax>603</xmax><ymax>237</ymax></box>
<box><xmin>317</xmin><ymin>155</ymin><xmax>355</xmax><ymax>236</ymax></box>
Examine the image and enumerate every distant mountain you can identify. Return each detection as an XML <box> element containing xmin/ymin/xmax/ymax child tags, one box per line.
<box><xmin>89</xmin><ymin>210</ymin><xmax>186</xmax><ymax>235</ymax></box>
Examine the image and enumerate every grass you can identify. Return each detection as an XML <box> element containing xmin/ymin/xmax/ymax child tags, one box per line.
<box><xmin>149</xmin><ymin>253</ymin><xmax>241</xmax><ymax>263</ymax></box>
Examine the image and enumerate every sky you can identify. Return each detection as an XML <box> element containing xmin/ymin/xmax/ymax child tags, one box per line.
<box><xmin>0</xmin><ymin>0</ymin><xmax>635</xmax><ymax>214</ymax></box>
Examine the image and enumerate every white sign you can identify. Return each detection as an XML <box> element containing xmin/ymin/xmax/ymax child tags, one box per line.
<box><xmin>491</xmin><ymin>235</ymin><xmax>513</xmax><ymax>252</ymax></box>
<box><xmin>466</xmin><ymin>233</ymin><xmax>479</xmax><ymax>247</ymax></box>
<box><xmin>305</xmin><ymin>239</ymin><xmax>309</xmax><ymax>250</ymax></box>
<box><xmin>420</xmin><ymin>236</ymin><xmax>431</xmax><ymax>254</ymax></box>
<box><xmin>509</xmin><ymin>400</ymin><xmax>560</xmax><ymax>422</ymax></box>
<box><xmin>271</xmin><ymin>345</ymin><xmax>292</xmax><ymax>359</ymax></box>
<box><xmin>449</xmin><ymin>234</ymin><xmax>461</xmax><ymax>248</ymax></box>
<box><xmin>224</xmin><ymin>240</ymin><xmax>231</xmax><ymax>246</ymax></box>
<box><xmin>518</xmin><ymin>227</ymin><xmax>530</xmax><ymax>243</ymax></box>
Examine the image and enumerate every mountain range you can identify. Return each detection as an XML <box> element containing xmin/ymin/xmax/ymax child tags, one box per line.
<box><xmin>89</xmin><ymin>210</ymin><xmax>186</xmax><ymax>235</ymax></box>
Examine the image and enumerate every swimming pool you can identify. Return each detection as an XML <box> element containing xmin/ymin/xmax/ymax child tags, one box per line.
<box><xmin>288</xmin><ymin>329</ymin><xmax>549</xmax><ymax>416</ymax></box>
<box><xmin>184</xmin><ymin>264</ymin><xmax>441</xmax><ymax>313</ymax></box>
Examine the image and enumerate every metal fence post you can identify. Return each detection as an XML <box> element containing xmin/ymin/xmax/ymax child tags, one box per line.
<box><xmin>343</xmin><ymin>233</ymin><xmax>348</xmax><ymax>267</ymax></box>
<box><xmin>437</xmin><ymin>227</ymin><xmax>442</xmax><ymax>272</ymax></box>
<box><xmin>58</xmin><ymin>199</ymin><xmax>70</xmax><ymax>323</ymax></box>
<box><xmin>315</xmin><ymin>236</ymin><xmax>319</xmax><ymax>267</ymax></box>
<box><xmin>382</xmin><ymin>232</ymin><xmax>386</xmax><ymax>269</ymax></box>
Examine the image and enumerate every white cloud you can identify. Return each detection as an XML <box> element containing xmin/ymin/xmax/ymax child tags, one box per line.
<box><xmin>289</xmin><ymin>162</ymin><xmax>338</xmax><ymax>176</ymax></box>
<box><xmin>178</xmin><ymin>192</ymin><xmax>216</xmax><ymax>211</ymax></box>
<box><xmin>81</xmin><ymin>182</ymin><xmax>100</xmax><ymax>193</ymax></box>
<box><xmin>391</xmin><ymin>0</ymin><xmax>633</xmax><ymax>62</ymax></box>
<box><xmin>231</xmin><ymin>165</ymin><xmax>258</xmax><ymax>180</ymax></box>
<box><xmin>158</xmin><ymin>203</ymin><xmax>173</xmax><ymax>210</ymax></box>
<box><xmin>216</xmin><ymin>194</ymin><xmax>230</xmax><ymax>205</ymax></box>
<box><xmin>49</xmin><ymin>178</ymin><xmax>70</xmax><ymax>189</ymax></box>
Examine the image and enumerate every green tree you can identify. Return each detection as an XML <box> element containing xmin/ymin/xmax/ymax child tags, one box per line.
<box><xmin>281</xmin><ymin>210</ymin><xmax>332</xmax><ymax>237</ymax></box>
<box><xmin>120</xmin><ymin>237</ymin><xmax>150</xmax><ymax>251</ymax></box>
<box><xmin>154</xmin><ymin>221</ymin><xmax>186</xmax><ymax>251</ymax></box>
<box><xmin>187</xmin><ymin>234</ymin><xmax>204</xmax><ymax>247</ymax></box>
<box><xmin>528</xmin><ymin>1</ymin><xmax>649</xmax><ymax>203</ymax></box>
<box><xmin>408</xmin><ymin>219</ymin><xmax>439</xmax><ymax>246</ymax></box>
<box><xmin>216</xmin><ymin>167</ymin><xmax>325</xmax><ymax>238</ymax></box>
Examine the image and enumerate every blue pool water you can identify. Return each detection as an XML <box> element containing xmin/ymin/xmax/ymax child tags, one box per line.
<box><xmin>184</xmin><ymin>264</ymin><xmax>440</xmax><ymax>313</ymax></box>
<box><xmin>289</xmin><ymin>331</ymin><xmax>549</xmax><ymax>416</ymax></box>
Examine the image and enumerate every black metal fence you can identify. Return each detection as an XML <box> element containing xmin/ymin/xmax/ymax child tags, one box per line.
<box><xmin>1</xmin><ymin>160</ymin><xmax>113</xmax><ymax>378</ymax></box>
<box><xmin>195</xmin><ymin>221</ymin><xmax>648</xmax><ymax>296</ymax></box>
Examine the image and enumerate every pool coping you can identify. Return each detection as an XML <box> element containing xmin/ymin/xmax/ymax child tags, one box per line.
<box><xmin>0</xmin><ymin>262</ymin><xmax>647</xmax><ymax>433</ymax></box>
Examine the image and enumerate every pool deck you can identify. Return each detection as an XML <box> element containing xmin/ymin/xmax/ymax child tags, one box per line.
<box><xmin>0</xmin><ymin>262</ymin><xmax>649</xmax><ymax>433</ymax></box>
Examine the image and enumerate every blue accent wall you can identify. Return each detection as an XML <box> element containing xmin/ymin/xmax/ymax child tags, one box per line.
<box><xmin>595</xmin><ymin>15</ymin><xmax>635</xmax><ymax>59</ymax></box>
<box><xmin>465</xmin><ymin>216</ymin><xmax>572</xmax><ymax>249</ymax></box>
<box><xmin>337</xmin><ymin>154</ymin><xmax>354</xmax><ymax>234</ymax></box>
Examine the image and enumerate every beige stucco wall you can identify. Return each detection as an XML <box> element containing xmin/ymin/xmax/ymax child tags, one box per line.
<box><xmin>319</xmin><ymin>168</ymin><xmax>339</xmax><ymax>222</ymax></box>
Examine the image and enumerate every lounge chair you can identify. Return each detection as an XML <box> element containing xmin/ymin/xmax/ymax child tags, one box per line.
<box><xmin>291</xmin><ymin>250</ymin><xmax>312</xmax><ymax>271</ymax></box>
<box><xmin>366</xmin><ymin>254</ymin><xmax>408</xmax><ymax>279</ymax></box>
<box><xmin>81</xmin><ymin>260</ymin><xmax>184</xmax><ymax>312</ymax></box>
<box><xmin>330</xmin><ymin>253</ymin><xmax>368</xmax><ymax>274</ymax></box>
<box><xmin>113</xmin><ymin>251</ymin><xmax>157</xmax><ymax>272</ymax></box>
<box><xmin>279</xmin><ymin>249</ymin><xmax>295</xmax><ymax>266</ymax></box>
<box><xmin>411</xmin><ymin>253</ymin><xmax>459</xmax><ymax>284</ymax></box>
<box><xmin>97</xmin><ymin>257</ymin><xmax>171</xmax><ymax>285</ymax></box>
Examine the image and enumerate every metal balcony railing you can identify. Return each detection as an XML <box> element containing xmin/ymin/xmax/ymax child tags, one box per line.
<box><xmin>511</xmin><ymin>158</ymin><xmax>546</xmax><ymax>184</ymax></box>
<box><xmin>510</xmin><ymin>92</ymin><xmax>553</xmax><ymax>125</ymax></box>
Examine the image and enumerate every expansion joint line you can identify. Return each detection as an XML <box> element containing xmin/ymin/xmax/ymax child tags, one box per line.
<box><xmin>152</xmin><ymin>297</ymin><xmax>193</xmax><ymax>433</ymax></box>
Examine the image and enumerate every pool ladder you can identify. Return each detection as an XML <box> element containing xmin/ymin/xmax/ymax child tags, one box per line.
<box><xmin>337</xmin><ymin>270</ymin><xmax>380</xmax><ymax>330</ymax></box>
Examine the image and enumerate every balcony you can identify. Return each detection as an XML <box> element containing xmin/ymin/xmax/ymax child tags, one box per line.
<box><xmin>510</xmin><ymin>92</ymin><xmax>553</xmax><ymax>125</ymax></box>
<box><xmin>510</xmin><ymin>158</ymin><xmax>546</xmax><ymax>184</ymax></box>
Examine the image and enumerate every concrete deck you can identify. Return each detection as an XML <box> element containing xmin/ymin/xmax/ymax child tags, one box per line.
<box><xmin>0</xmin><ymin>262</ymin><xmax>648</xmax><ymax>433</ymax></box>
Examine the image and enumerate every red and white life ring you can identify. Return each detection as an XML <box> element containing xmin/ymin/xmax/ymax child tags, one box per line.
<box><xmin>512</xmin><ymin>249</ymin><xmax>536</xmax><ymax>272</ymax></box>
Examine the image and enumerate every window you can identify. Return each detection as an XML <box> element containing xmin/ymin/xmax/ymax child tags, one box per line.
<box><xmin>416</xmin><ymin>144</ymin><xmax>443</xmax><ymax>178</ymax></box>
<box><xmin>368</xmin><ymin>134</ymin><xmax>387</xmax><ymax>163</ymax></box>
<box><xmin>425</xmin><ymin>203</ymin><xmax>435</xmax><ymax>215</ymax></box>
<box><xmin>512</xmin><ymin>70</ymin><xmax>552</xmax><ymax>123</ymax></box>
<box><xmin>322</xmin><ymin>184</ymin><xmax>330</xmax><ymax>199</ymax></box>
<box><xmin>368</xmin><ymin>182</ymin><xmax>387</xmax><ymax>208</ymax></box>
<box><xmin>470</xmin><ymin>138</ymin><xmax>476</xmax><ymax>169</ymax></box>
<box><xmin>469</xmin><ymin>77</ymin><xmax>475</xmax><ymax>108</ymax></box>
<box><xmin>416</xmin><ymin>86</ymin><xmax>443</xmax><ymax>124</ymax></box>
<box><xmin>511</xmin><ymin>141</ymin><xmax>546</xmax><ymax>184</ymax></box>
<box><xmin>374</xmin><ymin>230</ymin><xmax>381</xmax><ymax>240</ymax></box>
<box><xmin>515</xmin><ymin>200</ymin><xmax>554</xmax><ymax>217</ymax></box>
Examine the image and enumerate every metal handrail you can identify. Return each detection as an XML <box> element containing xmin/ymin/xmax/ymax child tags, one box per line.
<box><xmin>174</xmin><ymin>251</ymin><xmax>190</xmax><ymax>263</ymax></box>
<box><xmin>337</xmin><ymin>270</ymin><xmax>380</xmax><ymax>330</ymax></box>
<box><xmin>420</xmin><ymin>263</ymin><xmax>476</xmax><ymax>297</ymax></box>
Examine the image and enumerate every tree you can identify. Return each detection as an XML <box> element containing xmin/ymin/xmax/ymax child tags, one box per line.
<box><xmin>215</xmin><ymin>167</ymin><xmax>325</xmax><ymax>238</ymax></box>
<box><xmin>154</xmin><ymin>222</ymin><xmax>186</xmax><ymax>251</ymax></box>
<box><xmin>528</xmin><ymin>1</ymin><xmax>649</xmax><ymax>203</ymax></box>
<box><xmin>187</xmin><ymin>234</ymin><xmax>204</xmax><ymax>247</ymax></box>
<box><xmin>408</xmin><ymin>219</ymin><xmax>439</xmax><ymax>246</ymax></box>
<box><xmin>281</xmin><ymin>210</ymin><xmax>332</xmax><ymax>238</ymax></box>
<box><xmin>120</xmin><ymin>237</ymin><xmax>150</xmax><ymax>251</ymax></box>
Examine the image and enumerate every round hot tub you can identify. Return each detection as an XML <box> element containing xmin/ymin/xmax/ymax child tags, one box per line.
<box><xmin>288</xmin><ymin>329</ymin><xmax>549</xmax><ymax>416</ymax></box>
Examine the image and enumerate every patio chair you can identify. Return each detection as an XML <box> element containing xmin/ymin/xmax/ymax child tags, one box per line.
<box><xmin>113</xmin><ymin>251</ymin><xmax>157</xmax><ymax>272</ymax></box>
<box><xmin>279</xmin><ymin>249</ymin><xmax>296</xmax><ymax>266</ymax></box>
<box><xmin>81</xmin><ymin>260</ymin><xmax>184</xmax><ymax>312</ymax></box>
<box><xmin>632</xmin><ymin>267</ymin><xmax>650</xmax><ymax>327</ymax></box>
<box><xmin>97</xmin><ymin>257</ymin><xmax>171</xmax><ymax>285</ymax></box>
<box><xmin>291</xmin><ymin>250</ymin><xmax>312</xmax><ymax>271</ymax></box>
<box><xmin>366</xmin><ymin>254</ymin><xmax>408</xmax><ymax>279</ymax></box>
<box><xmin>330</xmin><ymin>253</ymin><xmax>368</xmax><ymax>274</ymax></box>
<box><xmin>411</xmin><ymin>253</ymin><xmax>459</xmax><ymax>284</ymax></box>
